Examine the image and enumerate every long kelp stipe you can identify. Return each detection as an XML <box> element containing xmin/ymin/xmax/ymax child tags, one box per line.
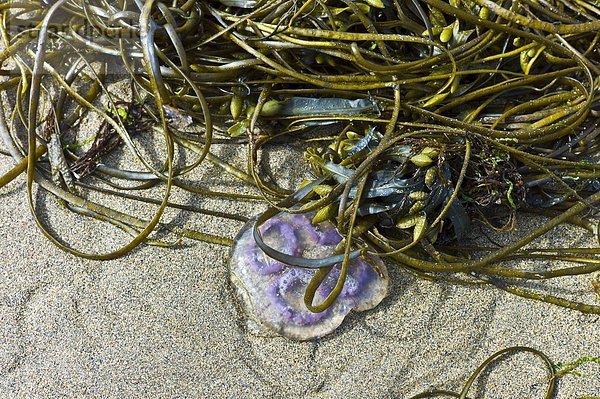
<box><xmin>409</xmin><ymin>347</ymin><xmax>600</xmax><ymax>398</ymax></box>
<box><xmin>0</xmin><ymin>0</ymin><xmax>598</xmax><ymax>351</ymax></box>
<box><xmin>0</xmin><ymin>0</ymin><xmax>599</xmax><ymax>395</ymax></box>
<box><xmin>409</xmin><ymin>346</ymin><xmax>557</xmax><ymax>399</ymax></box>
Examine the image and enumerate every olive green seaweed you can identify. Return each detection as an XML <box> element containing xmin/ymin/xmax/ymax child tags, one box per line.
<box><xmin>0</xmin><ymin>0</ymin><xmax>599</xmax><ymax>395</ymax></box>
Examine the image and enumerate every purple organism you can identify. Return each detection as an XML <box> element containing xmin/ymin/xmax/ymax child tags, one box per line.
<box><xmin>229</xmin><ymin>212</ymin><xmax>389</xmax><ymax>340</ymax></box>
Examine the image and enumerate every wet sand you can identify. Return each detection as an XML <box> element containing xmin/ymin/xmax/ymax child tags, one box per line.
<box><xmin>1</xmin><ymin>137</ymin><xmax>599</xmax><ymax>399</ymax></box>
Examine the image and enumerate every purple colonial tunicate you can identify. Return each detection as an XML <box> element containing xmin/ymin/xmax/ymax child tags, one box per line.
<box><xmin>229</xmin><ymin>212</ymin><xmax>389</xmax><ymax>340</ymax></box>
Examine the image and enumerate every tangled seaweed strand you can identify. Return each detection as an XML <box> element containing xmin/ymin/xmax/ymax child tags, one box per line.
<box><xmin>0</xmin><ymin>0</ymin><xmax>599</xmax><ymax>317</ymax></box>
<box><xmin>409</xmin><ymin>346</ymin><xmax>556</xmax><ymax>398</ymax></box>
<box><xmin>410</xmin><ymin>346</ymin><xmax>599</xmax><ymax>398</ymax></box>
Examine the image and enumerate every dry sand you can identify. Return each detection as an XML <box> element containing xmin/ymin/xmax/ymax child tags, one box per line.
<box><xmin>0</xmin><ymin>135</ymin><xmax>598</xmax><ymax>399</ymax></box>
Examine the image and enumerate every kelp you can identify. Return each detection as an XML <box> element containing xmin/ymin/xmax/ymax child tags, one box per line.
<box><xmin>0</xmin><ymin>0</ymin><xmax>598</xmax><ymax>322</ymax></box>
<box><xmin>1</xmin><ymin>0</ymin><xmax>599</xmax><ymax>395</ymax></box>
<box><xmin>410</xmin><ymin>346</ymin><xmax>600</xmax><ymax>398</ymax></box>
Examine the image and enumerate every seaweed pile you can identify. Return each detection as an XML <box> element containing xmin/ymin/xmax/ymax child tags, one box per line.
<box><xmin>0</xmin><ymin>0</ymin><xmax>599</xmax><ymax>320</ymax></box>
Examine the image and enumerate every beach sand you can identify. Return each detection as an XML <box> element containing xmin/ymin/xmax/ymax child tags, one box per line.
<box><xmin>0</xmin><ymin>134</ymin><xmax>598</xmax><ymax>399</ymax></box>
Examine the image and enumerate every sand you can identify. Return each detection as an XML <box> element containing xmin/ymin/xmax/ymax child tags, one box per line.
<box><xmin>0</xmin><ymin>132</ymin><xmax>599</xmax><ymax>399</ymax></box>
